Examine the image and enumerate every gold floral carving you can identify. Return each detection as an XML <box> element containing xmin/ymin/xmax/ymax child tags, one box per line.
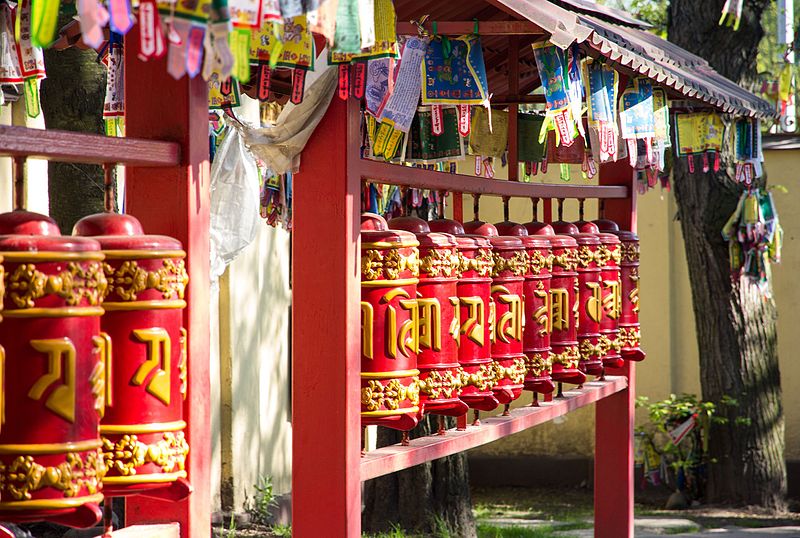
<box><xmin>418</xmin><ymin>369</ymin><xmax>462</xmax><ymax>399</ymax></box>
<box><xmin>489</xmin><ymin>358</ymin><xmax>526</xmax><ymax>385</ymax></box>
<box><xmin>0</xmin><ymin>449</ymin><xmax>106</xmax><ymax>501</ymax></box>
<box><xmin>597</xmin><ymin>334</ymin><xmax>620</xmax><ymax>355</ymax></box>
<box><xmin>595</xmin><ymin>245</ymin><xmax>616</xmax><ymax>267</ymax></box>
<box><xmin>6</xmin><ymin>262</ymin><xmax>107</xmax><ymax>308</ymax></box>
<box><xmin>492</xmin><ymin>252</ymin><xmax>527</xmax><ymax>277</ymax></box>
<box><xmin>419</xmin><ymin>249</ymin><xmax>460</xmax><ymax>278</ymax></box>
<box><xmin>361</xmin><ymin>248</ymin><xmax>420</xmax><ymax>281</ymax></box>
<box><xmin>524</xmin><ymin>353</ymin><xmax>552</xmax><ymax>376</ymax></box>
<box><xmin>179</xmin><ymin>328</ymin><xmax>188</xmax><ymax>400</ymax></box>
<box><xmin>577</xmin><ymin>246</ymin><xmax>595</xmax><ymax>268</ymax></box>
<box><xmin>361</xmin><ymin>378</ymin><xmax>420</xmax><ymax>412</ymax></box>
<box><xmin>458</xmin><ymin>249</ymin><xmax>494</xmax><ymax>277</ymax></box>
<box><xmin>618</xmin><ymin>327</ymin><xmax>641</xmax><ymax>348</ymax></box>
<box><xmin>579</xmin><ymin>338</ymin><xmax>610</xmax><ymax>360</ymax></box>
<box><xmin>552</xmin><ymin>251</ymin><xmax>578</xmax><ymax>271</ymax></box>
<box><xmin>528</xmin><ymin>251</ymin><xmax>552</xmax><ymax>274</ymax></box>
<box><xmin>101</xmin><ymin>432</ymin><xmax>189</xmax><ymax>477</ymax></box>
<box><xmin>620</xmin><ymin>242</ymin><xmax>640</xmax><ymax>263</ymax></box>
<box><xmin>552</xmin><ymin>346</ymin><xmax>580</xmax><ymax>369</ymax></box>
<box><xmin>104</xmin><ymin>259</ymin><xmax>189</xmax><ymax>302</ymax></box>
<box><xmin>459</xmin><ymin>365</ymin><xmax>494</xmax><ymax>391</ymax></box>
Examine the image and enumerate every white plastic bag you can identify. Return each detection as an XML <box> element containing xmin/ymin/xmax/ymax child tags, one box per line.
<box><xmin>209</xmin><ymin>125</ymin><xmax>260</xmax><ymax>281</ymax></box>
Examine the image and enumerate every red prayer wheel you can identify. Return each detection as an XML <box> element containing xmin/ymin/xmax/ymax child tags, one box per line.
<box><xmin>429</xmin><ymin>219</ymin><xmax>498</xmax><ymax>412</ymax></box>
<box><xmin>609</xmin><ymin>230</ymin><xmax>644</xmax><ymax>362</ymax></box>
<box><xmin>547</xmin><ymin>234</ymin><xmax>586</xmax><ymax>385</ymax></box>
<box><xmin>495</xmin><ymin>221</ymin><xmax>555</xmax><ymax>395</ymax></box>
<box><xmin>360</xmin><ymin>229</ymin><xmax>421</xmax><ymax>430</ymax></box>
<box><xmin>388</xmin><ymin>217</ymin><xmax>468</xmax><ymax>417</ymax></box>
<box><xmin>595</xmin><ymin>232</ymin><xmax>623</xmax><ymax>369</ymax></box>
<box><xmin>0</xmin><ymin>211</ymin><xmax>106</xmax><ymax>527</ymax></box>
<box><xmin>73</xmin><ymin>213</ymin><xmax>192</xmax><ymax>500</ymax></box>
<box><xmin>464</xmin><ymin>222</ymin><xmax>526</xmax><ymax>404</ymax></box>
<box><xmin>361</xmin><ymin>213</ymin><xmax>388</xmax><ymax>231</ymax></box>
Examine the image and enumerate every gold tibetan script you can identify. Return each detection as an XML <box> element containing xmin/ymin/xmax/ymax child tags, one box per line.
<box><xmin>492</xmin><ymin>286</ymin><xmax>523</xmax><ymax>343</ymax></box>
<box><xmin>460</xmin><ymin>297</ymin><xmax>485</xmax><ymax>346</ymax></box>
<box><xmin>29</xmin><ymin>338</ymin><xmax>77</xmax><ymax>423</ymax></box>
<box><xmin>417</xmin><ymin>298</ymin><xmax>442</xmax><ymax>352</ymax></box>
<box><xmin>380</xmin><ymin>289</ymin><xmax>418</xmax><ymax>358</ymax></box>
<box><xmin>533</xmin><ymin>282</ymin><xmax>550</xmax><ymax>335</ymax></box>
<box><xmin>550</xmin><ymin>288</ymin><xmax>570</xmax><ymax>332</ymax></box>
<box><xmin>630</xmin><ymin>267</ymin><xmax>640</xmax><ymax>313</ymax></box>
<box><xmin>91</xmin><ymin>332</ymin><xmax>113</xmax><ymax>418</ymax></box>
<box><xmin>449</xmin><ymin>297</ymin><xmax>460</xmax><ymax>344</ymax></box>
<box><xmin>132</xmin><ymin>328</ymin><xmax>172</xmax><ymax>406</ymax></box>
<box><xmin>603</xmin><ymin>280</ymin><xmax>621</xmax><ymax>320</ymax></box>
<box><xmin>585</xmin><ymin>282</ymin><xmax>603</xmax><ymax>323</ymax></box>
<box><xmin>361</xmin><ymin>302</ymin><xmax>374</xmax><ymax>360</ymax></box>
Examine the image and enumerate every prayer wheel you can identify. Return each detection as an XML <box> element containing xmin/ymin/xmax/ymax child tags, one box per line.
<box><xmin>495</xmin><ymin>222</ymin><xmax>555</xmax><ymax>395</ymax></box>
<box><xmin>73</xmin><ymin>213</ymin><xmax>192</xmax><ymax>500</ymax></box>
<box><xmin>360</xmin><ymin>229</ymin><xmax>421</xmax><ymax>430</ymax></box>
<box><xmin>547</xmin><ymin>234</ymin><xmax>586</xmax><ymax>385</ymax></box>
<box><xmin>428</xmin><ymin>219</ymin><xmax>498</xmax><ymax>412</ymax></box>
<box><xmin>464</xmin><ymin>222</ymin><xmax>526</xmax><ymax>405</ymax></box>
<box><xmin>361</xmin><ymin>213</ymin><xmax>387</xmax><ymax>231</ymax></box>
<box><xmin>594</xmin><ymin>220</ymin><xmax>645</xmax><ymax>362</ymax></box>
<box><xmin>0</xmin><ymin>211</ymin><xmax>106</xmax><ymax>527</ymax></box>
<box><xmin>388</xmin><ymin>217</ymin><xmax>468</xmax><ymax>417</ymax></box>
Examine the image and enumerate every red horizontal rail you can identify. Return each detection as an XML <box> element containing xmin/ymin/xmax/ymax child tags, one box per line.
<box><xmin>358</xmin><ymin>158</ymin><xmax>628</xmax><ymax>199</ymax></box>
<box><xmin>396</xmin><ymin>20</ymin><xmax>544</xmax><ymax>36</ymax></box>
<box><xmin>0</xmin><ymin>125</ymin><xmax>180</xmax><ymax>167</ymax></box>
<box><xmin>360</xmin><ymin>376</ymin><xmax>628</xmax><ymax>481</ymax></box>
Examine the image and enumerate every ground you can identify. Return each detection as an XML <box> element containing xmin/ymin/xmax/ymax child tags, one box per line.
<box><xmin>210</xmin><ymin>485</ymin><xmax>800</xmax><ymax>537</ymax></box>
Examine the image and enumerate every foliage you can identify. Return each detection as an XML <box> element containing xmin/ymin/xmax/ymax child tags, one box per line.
<box><xmin>635</xmin><ymin>394</ymin><xmax>746</xmax><ymax>501</ymax></box>
<box><xmin>271</xmin><ymin>523</ymin><xmax>292</xmax><ymax>537</ymax></box>
<box><xmin>244</xmin><ymin>475</ymin><xmax>278</xmax><ymax>526</ymax></box>
<box><xmin>476</xmin><ymin>522</ymin><xmax>592</xmax><ymax>538</ymax></box>
<box><xmin>224</xmin><ymin>514</ymin><xmax>237</xmax><ymax>538</ymax></box>
<box><xmin>599</xmin><ymin>0</ymin><xmax>669</xmax><ymax>36</ymax></box>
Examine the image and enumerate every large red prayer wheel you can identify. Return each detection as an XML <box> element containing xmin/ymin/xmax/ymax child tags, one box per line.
<box><xmin>429</xmin><ymin>219</ymin><xmax>498</xmax><ymax>412</ymax></box>
<box><xmin>360</xmin><ymin>229</ymin><xmax>421</xmax><ymax>431</ymax></box>
<box><xmin>495</xmin><ymin>221</ymin><xmax>555</xmax><ymax>395</ymax></box>
<box><xmin>547</xmin><ymin>234</ymin><xmax>586</xmax><ymax>385</ymax></box>
<box><xmin>464</xmin><ymin>222</ymin><xmax>526</xmax><ymax>405</ymax></box>
<box><xmin>73</xmin><ymin>213</ymin><xmax>192</xmax><ymax>500</ymax></box>
<box><xmin>596</xmin><ymin>231</ymin><xmax>623</xmax><ymax>369</ymax></box>
<box><xmin>388</xmin><ymin>217</ymin><xmax>468</xmax><ymax>417</ymax></box>
<box><xmin>0</xmin><ymin>212</ymin><xmax>106</xmax><ymax>527</ymax></box>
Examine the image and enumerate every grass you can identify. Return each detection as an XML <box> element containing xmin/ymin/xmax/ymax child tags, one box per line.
<box><xmin>663</xmin><ymin>524</ymin><xmax>701</xmax><ymax>535</ymax></box>
<box><xmin>476</xmin><ymin>522</ymin><xmax>592</xmax><ymax>538</ymax></box>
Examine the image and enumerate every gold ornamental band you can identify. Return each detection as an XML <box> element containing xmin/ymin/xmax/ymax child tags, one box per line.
<box><xmin>360</xmin><ymin>369</ymin><xmax>420</xmax><ymax>380</ymax></box>
<box><xmin>101</xmin><ymin>250</ymin><xmax>186</xmax><ymax>260</ymax></box>
<box><xmin>101</xmin><ymin>420</ymin><xmax>187</xmax><ymax>435</ymax></box>
<box><xmin>0</xmin><ymin>493</ymin><xmax>104</xmax><ymax>511</ymax></box>
<box><xmin>1</xmin><ymin>251</ymin><xmax>105</xmax><ymax>262</ymax></box>
<box><xmin>103</xmin><ymin>471</ymin><xmax>188</xmax><ymax>485</ymax></box>
<box><xmin>3</xmin><ymin>306</ymin><xmax>104</xmax><ymax>318</ymax></box>
<box><xmin>0</xmin><ymin>439</ymin><xmax>102</xmax><ymax>455</ymax></box>
<box><xmin>361</xmin><ymin>407</ymin><xmax>420</xmax><ymax>417</ymax></box>
<box><xmin>361</xmin><ymin>241</ymin><xmax>419</xmax><ymax>249</ymax></box>
<box><xmin>102</xmin><ymin>300</ymin><xmax>187</xmax><ymax>311</ymax></box>
<box><xmin>361</xmin><ymin>278</ymin><xmax>419</xmax><ymax>288</ymax></box>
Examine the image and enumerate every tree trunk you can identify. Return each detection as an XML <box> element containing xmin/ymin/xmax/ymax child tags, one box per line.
<box><xmin>668</xmin><ymin>0</ymin><xmax>786</xmax><ymax>509</ymax></box>
<box><xmin>363</xmin><ymin>417</ymin><xmax>476</xmax><ymax>537</ymax></box>
<box><xmin>40</xmin><ymin>11</ymin><xmax>107</xmax><ymax>233</ymax></box>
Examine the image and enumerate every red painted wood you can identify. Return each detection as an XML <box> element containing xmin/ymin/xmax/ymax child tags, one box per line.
<box><xmin>292</xmin><ymin>96</ymin><xmax>362</xmax><ymax>537</ymax></box>
<box><xmin>452</xmin><ymin>192</ymin><xmax>464</xmax><ymax>223</ymax></box>
<box><xmin>396</xmin><ymin>20</ymin><xmax>543</xmax><ymax>36</ymax></box>
<box><xmin>357</xmin><ymin>157</ymin><xmax>627</xmax><ymax>199</ymax></box>
<box><xmin>0</xmin><ymin>125</ymin><xmax>180</xmax><ymax>166</ymax></box>
<box><xmin>543</xmin><ymin>198</ymin><xmax>553</xmax><ymax>223</ymax></box>
<box><xmin>122</xmin><ymin>28</ymin><xmax>211</xmax><ymax>538</ymax></box>
<box><xmin>594</xmin><ymin>158</ymin><xmax>637</xmax><ymax>538</ymax></box>
<box><xmin>361</xmin><ymin>377</ymin><xmax>627</xmax><ymax>481</ymax></box>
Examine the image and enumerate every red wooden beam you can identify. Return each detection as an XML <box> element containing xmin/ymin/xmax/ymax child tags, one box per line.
<box><xmin>123</xmin><ymin>26</ymin><xmax>211</xmax><ymax>538</ymax></box>
<box><xmin>291</xmin><ymin>96</ymin><xmax>362</xmax><ymax>537</ymax></box>
<box><xmin>358</xmin><ymin>158</ymin><xmax>627</xmax><ymax>199</ymax></box>
<box><xmin>396</xmin><ymin>20</ymin><xmax>543</xmax><ymax>36</ymax></box>
<box><xmin>595</xmin><ymin>157</ymin><xmax>637</xmax><ymax>538</ymax></box>
<box><xmin>0</xmin><ymin>125</ymin><xmax>180</xmax><ymax>166</ymax></box>
<box><xmin>361</xmin><ymin>377</ymin><xmax>627</xmax><ymax>481</ymax></box>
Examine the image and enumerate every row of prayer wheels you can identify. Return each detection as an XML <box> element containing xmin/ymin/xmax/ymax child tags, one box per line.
<box><xmin>0</xmin><ymin>209</ymin><xmax>191</xmax><ymax>528</ymax></box>
<box><xmin>360</xmin><ymin>211</ymin><xmax>644</xmax><ymax>431</ymax></box>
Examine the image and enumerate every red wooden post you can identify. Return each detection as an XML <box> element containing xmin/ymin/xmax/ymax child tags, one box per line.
<box><xmin>123</xmin><ymin>29</ymin><xmax>211</xmax><ymax>537</ymax></box>
<box><xmin>594</xmin><ymin>159</ymin><xmax>636</xmax><ymax>538</ymax></box>
<box><xmin>292</xmin><ymin>97</ymin><xmax>362</xmax><ymax>536</ymax></box>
